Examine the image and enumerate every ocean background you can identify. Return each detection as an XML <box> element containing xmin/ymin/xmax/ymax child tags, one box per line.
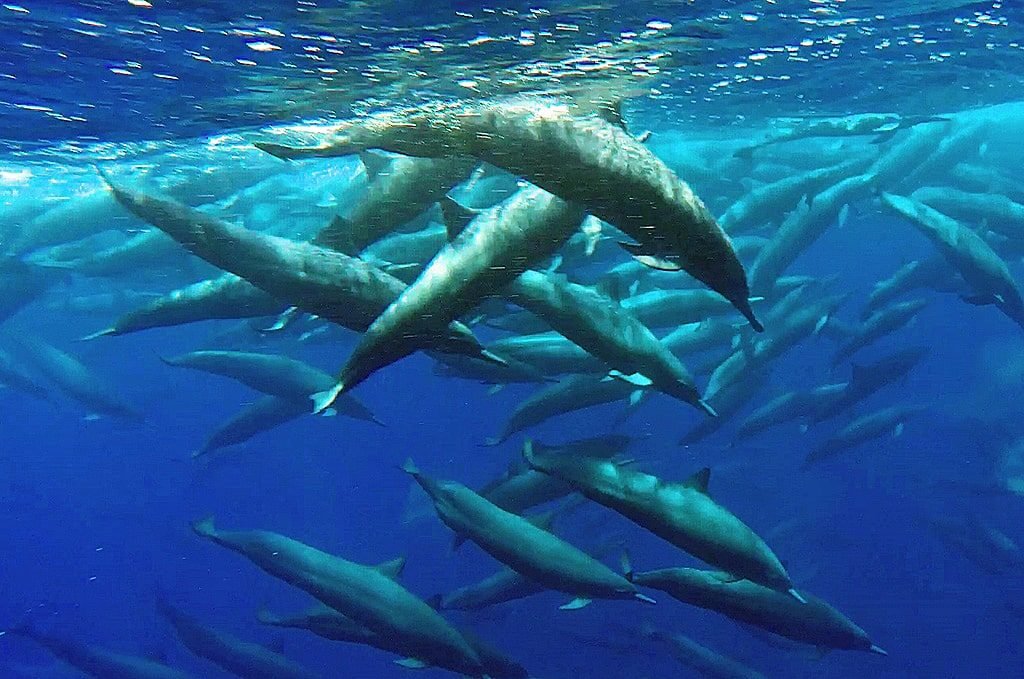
<box><xmin>2</xmin><ymin>1</ymin><xmax>1024</xmax><ymax>677</ymax></box>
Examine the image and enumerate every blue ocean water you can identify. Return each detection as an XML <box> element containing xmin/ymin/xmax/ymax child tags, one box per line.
<box><xmin>2</xmin><ymin>1</ymin><xmax>1024</xmax><ymax>678</ymax></box>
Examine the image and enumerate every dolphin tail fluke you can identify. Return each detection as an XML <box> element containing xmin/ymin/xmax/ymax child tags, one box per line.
<box><xmin>255</xmin><ymin>608</ymin><xmax>283</xmax><ymax>626</ymax></box>
<box><xmin>311</xmin><ymin>382</ymin><xmax>344</xmax><ymax>414</ymax></box>
<box><xmin>191</xmin><ymin>516</ymin><xmax>217</xmax><ymax>538</ymax></box>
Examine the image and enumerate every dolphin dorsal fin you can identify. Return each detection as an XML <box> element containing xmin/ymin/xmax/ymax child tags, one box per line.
<box><xmin>685</xmin><ymin>467</ymin><xmax>711</xmax><ymax>494</ymax></box>
<box><xmin>595</xmin><ymin>98</ymin><xmax>626</xmax><ymax>129</ymax></box>
<box><xmin>375</xmin><ymin>556</ymin><xmax>407</xmax><ymax>579</ymax></box>
<box><xmin>359</xmin><ymin>151</ymin><xmax>390</xmax><ymax>180</ymax></box>
<box><xmin>439</xmin><ymin>196</ymin><xmax>480</xmax><ymax>241</ymax></box>
<box><xmin>526</xmin><ymin>510</ymin><xmax>556</xmax><ymax>532</ymax></box>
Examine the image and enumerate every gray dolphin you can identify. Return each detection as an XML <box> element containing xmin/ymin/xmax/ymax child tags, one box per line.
<box><xmin>403</xmin><ymin>459</ymin><xmax>654</xmax><ymax>609</ymax></box>
<box><xmin>4</xmin><ymin>623</ymin><xmax>197</xmax><ymax>679</ymax></box>
<box><xmin>628</xmin><ymin>564</ymin><xmax>886</xmax><ymax>654</ymax></box>
<box><xmin>190</xmin><ymin>517</ymin><xmax>485</xmax><ymax>676</ymax></box>
<box><xmin>525</xmin><ymin>446</ymin><xmax>798</xmax><ymax>598</ymax></box>
<box><xmin>157</xmin><ymin>596</ymin><xmax>321</xmax><ymax>679</ymax></box>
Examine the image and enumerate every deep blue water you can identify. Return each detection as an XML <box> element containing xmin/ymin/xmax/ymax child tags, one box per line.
<box><xmin>2</xmin><ymin>1</ymin><xmax>1024</xmax><ymax>678</ymax></box>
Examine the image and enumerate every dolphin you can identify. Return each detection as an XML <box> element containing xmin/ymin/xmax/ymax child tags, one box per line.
<box><xmin>255</xmin><ymin>97</ymin><xmax>762</xmax><ymax>330</ymax></box>
<box><xmin>4</xmin><ymin>623</ymin><xmax>197</xmax><ymax>679</ymax></box>
<box><xmin>627</xmin><ymin>564</ymin><xmax>886</xmax><ymax>655</ymax></box>
<box><xmin>862</xmin><ymin>257</ymin><xmax>963</xmax><ymax>319</ymax></box>
<box><xmin>524</xmin><ymin>447</ymin><xmax>799</xmax><ymax>598</ymax></box>
<box><xmin>101</xmin><ymin>173</ymin><xmax>503</xmax><ymax>370</ymax></box>
<box><xmin>642</xmin><ymin>627</ymin><xmax>767</xmax><ymax>679</ymax></box>
<box><xmin>734</xmin><ymin>383</ymin><xmax>847</xmax><ymax>441</ymax></box>
<box><xmin>485</xmin><ymin>373</ymin><xmax>645</xmax><ymax>446</ymax></box>
<box><xmin>403</xmin><ymin>459</ymin><xmax>654</xmax><ymax>609</ymax></box>
<box><xmin>733</xmin><ymin>112</ymin><xmax>947</xmax><ymax>159</ymax></box>
<box><xmin>12</xmin><ymin>336</ymin><xmax>144</xmax><ymax>422</ymax></box>
<box><xmin>81</xmin><ymin>274</ymin><xmax>287</xmax><ymax>339</ymax></box>
<box><xmin>831</xmin><ymin>298</ymin><xmax>929</xmax><ymax>364</ymax></box>
<box><xmin>156</xmin><ymin>596</ymin><xmax>322</xmax><ymax>679</ymax></box>
<box><xmin>190</xmin><ymin>517</ymin><xmax>485</xmax><ymax>676</ymax></box>
<box><xmin>804</xmin><ymin>404</ymin><xmax>925</xmax><ymax>467</ymax></box>
<box><xmin>311</xmin><ymin>154</ymin><xmax>476</xmax><ymax>255</ymax></box>
<box><xmin>506</xmin><ymin>270</ymin><xmax>713</xmax><ymax>416</ymax></box>
<box><xmin>159</xmin><ymin>350</ymin><xmax>380</xmax><ymax>425</ymax></box>
<box><xmin>882</xmin><ymin>192</ymin><xmax>1024</xmax><ymax>329</ymax></box>
<box><xmin>814</xmin><ymin>347</ymin><xmax>928</xmax><ymax>422</ymax></box>
<box><xmin>479</xmin><ymin>436</ymin><xmax>630</xmax><ymax>515</ymax></box>
<box><xmin>312</xmin><ymin>186</ymin><xmax>584</xmax><ymax>411</ymax></box>
<box><xmin>257</xmin><ymin>604</ymin><xmax>529</xmax><ymax>678</ymax></box>
<box><xmin>194</xmin><ymin>395</ymin><xmax>312</xmax><ymax>458</ymax></box>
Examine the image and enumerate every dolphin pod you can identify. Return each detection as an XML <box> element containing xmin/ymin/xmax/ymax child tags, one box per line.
<box><xmin>255</xmin><ymin>97</ymin><xmax>763</xmax><ymax>331</ymax></box>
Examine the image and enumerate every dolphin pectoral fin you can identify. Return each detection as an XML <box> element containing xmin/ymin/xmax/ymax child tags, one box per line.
<box><xmin>395</xmin><ymin>657</ymin><xmax>431</xmax><ymax>669</ymax></box>
<box><xmin>486</xmin><ymin>384</ymin><xmax>504</xmax><ymax>396</ymax></box>
<box><xmin>961</xmin><ymin>293</ymin><xmax>998</xmax><ymax>306</ymax></box>
<box><xmin>79</xmin><ymin>327</ymin><xmax>116</xmax><ymax>341</ymax></box>
<box><xmin>559</xmin><ymin>597</ymin><xmax>593</xmax><ymax>611</ymax></box>
<box><xmin>262</xmin><ymin>306</ymin><xmax>299</xmax><ymax>332</ymax></box>
<box><xmin>636</xmin><ymin>130</ymin><xmax>652</xmax><ymax>143</ymax></box>
<box><xmin>631</xmin><ymin>254</ymin><xmax>684</xmax><ymax>272</ymax></box>
<box><xmin>608</xmin><ymin>370</ymin><xmax>653</xmax><ymax>387</ymax></box>
<box><xmin>451</xmin><ymin>534</ymin><xmax>468</xmax><ymax>552</ymax></box>
<box><xmin>628</xmin><ymin>389</ymin><xmax>644</xmax><ymax>407</ymax></box>
<box><xmin>892</xmin><ymin>423</ymin><xmax>904</xmax><ymax>438</ymax></box>
<box><xmin>321</xmin><ymin>408</ymin><xmax>338</xmax><ymax>418</ymax></box>
<box><xmin>311</xmin><ymin>382</ymin><xmax>344</xmax><ymax>414</ymax></box>
<box><xmin>478</xmin><ymin>349</ymin><xmax>508</xmax><ymax>367</ymax></box>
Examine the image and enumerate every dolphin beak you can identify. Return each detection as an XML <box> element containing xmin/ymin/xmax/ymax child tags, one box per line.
<box><xmin>869</xmin><ymin>644</ymin><xmax>888</xmax><ymax>656</ymax></box>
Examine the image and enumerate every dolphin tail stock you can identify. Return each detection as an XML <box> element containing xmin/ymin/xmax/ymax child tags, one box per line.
<box><xmin>190</xmin><ymin>515</ymin><xmax>217</xmax><ymax>538</ymax></box>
